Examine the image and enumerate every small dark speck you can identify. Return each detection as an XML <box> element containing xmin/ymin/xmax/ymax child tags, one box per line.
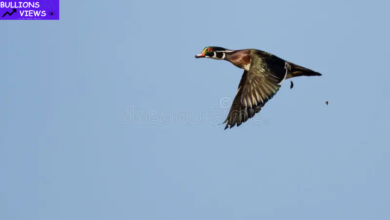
<box><xmin>290</xmin><ymin>81</ymin><xmax>294</xmax><ymax>89</ymax></box>
<box><xmin>325</xmin><ymin>101</ymin><xmax>328</xmax><ymax>105</ymax></box>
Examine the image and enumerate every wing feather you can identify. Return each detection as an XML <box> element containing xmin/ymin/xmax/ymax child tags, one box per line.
<box><xmin>223</xmin><ymin>51</ymin><xmax>288</xmax><ymax>129</ymax></box>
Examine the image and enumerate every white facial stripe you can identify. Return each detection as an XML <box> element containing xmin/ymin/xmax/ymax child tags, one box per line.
<box><xmin>211</xmin><ymin>51</ymin><xmax>229</xmax><ymax>60</ymax></box>
<box><xmin>215</xmin><ymin>50</ymin><xmax>233</xmax><ymax>53</ymax></box>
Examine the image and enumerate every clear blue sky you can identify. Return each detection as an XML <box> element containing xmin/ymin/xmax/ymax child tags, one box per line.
<box><xmin>1</xmin><ymin>0</ymin><xmax>390</xmax><ymax>219</ymax></box>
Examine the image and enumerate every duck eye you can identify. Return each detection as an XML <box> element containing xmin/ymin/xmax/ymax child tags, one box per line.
<box><xmin>207</xmin><ymin>48</ymin><xmax>213</xmax><ymax>52</ymax></box>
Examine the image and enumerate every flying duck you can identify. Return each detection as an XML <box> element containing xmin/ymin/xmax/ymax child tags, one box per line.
<box><xmin>195</xmin><ymin>46</ymin><xmax>321</xmax><ymax>129</ymax></box>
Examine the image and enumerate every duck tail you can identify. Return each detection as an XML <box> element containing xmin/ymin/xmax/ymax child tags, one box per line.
<box><xmin>288</xmin><ymin>62</ymin><xmax>321</xmax><ymax>77</ymax></box>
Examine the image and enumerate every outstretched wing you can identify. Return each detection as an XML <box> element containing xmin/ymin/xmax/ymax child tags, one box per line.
<box><xmin>223</xmin><ymin>52</ymin><xmax>287</xmax><ymax>129</ymax></box>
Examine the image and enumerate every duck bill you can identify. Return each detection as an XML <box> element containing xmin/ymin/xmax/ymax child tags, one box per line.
<box><xmin>195</xmin><ymin>50</ymin><xmax>206</xmax><ymax>58</ymax></box>
<box><xmin>195</xmin><ymin>54</ymin><xmax>205</xmax><ymax>58</ymax></box>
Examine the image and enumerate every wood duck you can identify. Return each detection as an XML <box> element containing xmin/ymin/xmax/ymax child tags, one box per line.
<box><xmin>195</xmin><ymin>46</ymin><xmax>322</xmax><ymax>129</ymax></box>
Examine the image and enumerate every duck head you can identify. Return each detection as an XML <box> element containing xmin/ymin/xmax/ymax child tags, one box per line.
<box><xmin>195</xmin><ymin>46</ymin><xmax>233</xmax><ymax>60</ymax></box>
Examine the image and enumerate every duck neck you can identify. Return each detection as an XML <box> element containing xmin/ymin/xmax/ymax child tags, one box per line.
<box><xmin>223</xmin><ymin>50</ymin><xmax>237</xmax><ymax>61</ymax></box>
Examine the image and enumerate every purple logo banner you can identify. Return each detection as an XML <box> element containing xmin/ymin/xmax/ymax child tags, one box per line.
<box><xmin>0</xmin><ymin>0</ymin><xmax>59</xmax><ymax>20</ymax></box>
